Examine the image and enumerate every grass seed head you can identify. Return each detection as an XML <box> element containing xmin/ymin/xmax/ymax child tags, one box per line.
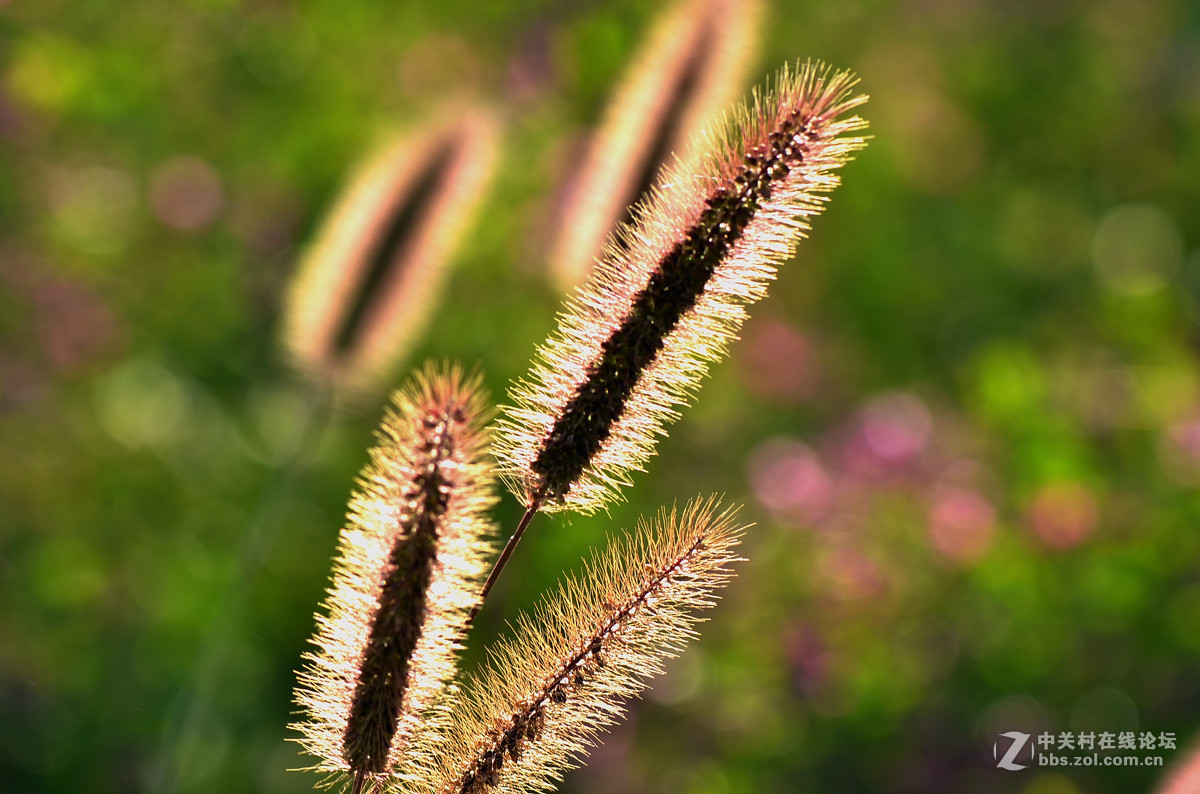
<box><xmin>283</xmin><ymin>109</ymin><xmax>501</xmax><ymax>397</ymax></box>
<box><xmin>293</xmin><ymin>364</ymin><xmax>497</xmax><ymax>788</ymax></box>
<box><xmin>497</xmin><ymin>62</ymin><xmax>869</xmax><ymax>514</ymax></box>
<box><xmin>549</xmin><ymin>0</ymin><xmax>762</xmax><ymax>290</ymax></box>
<box><xmin>402</xmin><ymin>497</ymin><xmax>745</xmax><ymax>794</ymax></box>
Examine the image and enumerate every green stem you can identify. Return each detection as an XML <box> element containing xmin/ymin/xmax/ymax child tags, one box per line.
<box><xmin>465</xmin><ymin>491</ymin><xmax>545</xmax><ymax>629</ymax></box>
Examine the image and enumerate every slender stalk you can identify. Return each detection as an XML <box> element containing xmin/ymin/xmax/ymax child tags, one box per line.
<box><xmin>352</xmin><ymin>767</ymin><xmax>372</xmax><ymax>794</ymax></box>
<box><xmin>466</xmin><ymin>490</ymin><xmax>545</xmax><ymax>627</ymax></box>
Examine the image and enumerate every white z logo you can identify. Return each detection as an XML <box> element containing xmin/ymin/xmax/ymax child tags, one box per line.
<box><xmin>994</xmin><ymin>731</ymin><xmax>1032</xmax><ymax>771</ymax></box>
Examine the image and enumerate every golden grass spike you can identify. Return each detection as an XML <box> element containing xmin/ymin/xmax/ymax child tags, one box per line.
<box><xmin>282</xmin><ymin>108</ymin><xmax>501</xmax><ymax>396</ymax></box>
<box><xmin>496</xmin><ymin>62</ymin><xmax>869</xmax><ymax>514</ymax></box>
<box><xmin>549</xmin><ymin>0</ymin><xmax>761</xmax><ymax>291</ymax></box>
<box><xmin>406</xmin><ymin>497</ymin><xmax>745</xmax><ymax>794</ymax></box>
<box><xmin>293</xmin><ymin>364</ymin><xmax>496</xmax><ymax>790</ymax></box>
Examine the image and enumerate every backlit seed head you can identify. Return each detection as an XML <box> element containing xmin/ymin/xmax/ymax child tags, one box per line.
<box><xmin>496</xmin><ymin>62</ymin><xmax>868</xmax><ymax>515</ymax></box>
<box><xmin>549</xmin><ymin>0</ymin><xmax>761</xmax><ymax>291</ymax></box>
<box><xmin>394</xmin><ymin>497</ymin><xmax>745</xmax><ymax>794</ymax></box>
<box><xmin>282</xmin><ymin>109</ymin><xmax>501</xmax><ymax>397</ymax></box>
<box><xmin>293</xmin><ymin>364</ymin><xmax>496</xmax><ymax>787</ymax></box>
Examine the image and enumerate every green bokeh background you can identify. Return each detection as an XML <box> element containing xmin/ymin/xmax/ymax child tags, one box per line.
<box><xmin>3</xmin><ymin>0</ymin><xmax>1200</xmax><ymax>793</ymax></box>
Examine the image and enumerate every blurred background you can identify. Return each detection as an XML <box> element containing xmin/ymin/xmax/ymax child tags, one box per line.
<box><xmin>3</xmin><ymin>0</ymin><xmax>1200</xmax><ymax>792</ymax></box>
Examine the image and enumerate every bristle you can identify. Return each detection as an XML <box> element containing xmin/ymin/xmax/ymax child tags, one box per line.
<box><xmin>549</xmin><ymin>0</ymin><xmax>761</xmax><ymax>290</ymax></box>
<box><xmin>497</xmin><ymin>62</ymin><xmax>869</xmax><ymax>514</ymax></box>
<box><xmin>292</xmin><ymin>364</ymin><xmax>496</xmax><ymax>787</ymax></box>
<box><xmin>403</xmin><ymin>498</ymin><xmax>745</xmax><ymax>794</ymax></box>
<box><xmin>282</xmin><ymin>109</ymin><xmax>501</xmax><ymax>396</ymax></box>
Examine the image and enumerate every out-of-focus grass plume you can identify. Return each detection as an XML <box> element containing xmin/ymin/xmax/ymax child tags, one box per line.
<box><xmin>548</xmin><ymin>0</ymin><xmax>761</xmax><ymax>291</ymax></box>
<box><xmin>282</xmin><ymin>109</ymin><xmax>501</xmax><ymax>397</ymax></box>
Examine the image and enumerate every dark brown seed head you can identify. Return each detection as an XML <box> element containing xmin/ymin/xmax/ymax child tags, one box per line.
<box><xmin>497</xmin><ymin>63</ymin><xmax>868</xmax><ymax>514</ymax></box>
<box><xmin>292</xmin><ymin>365</ymin><xmax>496</xmax><ymax>783</ymax></box>
<box><xmin>283</xmin><ymin>111</ymin><xmax>501</xmax><ymax>396</ymax></box>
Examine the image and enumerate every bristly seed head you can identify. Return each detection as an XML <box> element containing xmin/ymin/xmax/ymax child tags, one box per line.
<box><xmin>292</xmin><ymin>364</ymin><xmax>496</xmax><ymax>788</ymax></box>
<box><xmin>282</xmin><ymin>109</ymin><xmax>501</xmax><ymax>397</ymax></box>
<box><xmin>496</xmin><ymin>61</ymin><xmax>869</xmax><ymax>514</ymax></box>
<box><xmin>548</xmin><ymin>0</ymin><xmax>761</xmax><ymax>291</ymax></box>
<box><xmin>403</xmin><ymin>497</ymin><xmax>745</xmax><ymax>794</ymax></box>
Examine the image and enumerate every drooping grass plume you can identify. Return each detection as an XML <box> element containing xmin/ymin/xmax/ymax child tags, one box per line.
<box><xmin>283</xmin><ymin>110</ymin><xmax>501</xmax><ymax>396</ymax></box>
<box><xmin>293</xmin><ymin>365</ymin><xmax>496</xmax><ymax>792</ymax></box>
<box><xmin>407</xmin><ymin>498</ymin><xmax>745</xmax><ymax>794</ymax></box>
<box><xmin>548</xmin><ymin>0</ymin><xmax>761</xmax><ymax>290</ymax></box>
<box><xmin>497</xmin><ymin>62</ymin><xmax>869</xmax><ymax>517</ymax></box>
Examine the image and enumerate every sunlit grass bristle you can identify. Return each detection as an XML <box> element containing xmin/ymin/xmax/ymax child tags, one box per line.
<box><xmin>405</xmin><ymin>497</ymin><xmax>745</xmax><ymax>794</ymax></box>
<box><xmin>283</xmin><ymin>110</ymin><xmax>501</xmax><ymax>396</ymax></box>
<box><xmin>496</xmin><ymin>61</ymin><xmax>869</xmax><ymax>515</ymax></box>
<box><xmin>292</xmin><ymin>364</ymin><xmax>497</xmax><ymax>789</ymax></box>
<box><xmin>549</xmin><ymin>0</ymin><xmax>761</xmax><ymax>291</ymax></box>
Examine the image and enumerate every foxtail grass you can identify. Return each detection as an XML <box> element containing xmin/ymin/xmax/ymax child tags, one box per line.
<box><xmin>287</xmin><ymin>46</ymin><xmax>870</xmax><ymax>794</ymax></box>
<box><xmin>470</xmin><ymin>64</ymin><xmax>867</xmax><ymax>620</ymax></box>
<box><xmin>293</xmin><ymin>365</ymin><xmax>496</xmax><ymax>792</ymax></box>
<box><xmin>405</xmin><ymin>498</ymin><xmax>744</xmax><ymax>794</ymax></box>
<box><xmin>498</xmin><ymin>62</ymin><xmax>868</xmax><ymax>518</ymax></box>
<box><xmin>548</xmin><ymin>0</ymin><xmax>761</xmax><ymax>290</ymax></box>
<box><xmin>283</xmin><ymin>109</ymin><xmax>501</xmax><ymax>396</ymax></box>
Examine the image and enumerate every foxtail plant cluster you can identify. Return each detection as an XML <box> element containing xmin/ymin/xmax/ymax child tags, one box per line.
<box><xmin>293</xmin><ymin>61</ymin><xmax>867</xmax><ymax>794</ymax></box>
